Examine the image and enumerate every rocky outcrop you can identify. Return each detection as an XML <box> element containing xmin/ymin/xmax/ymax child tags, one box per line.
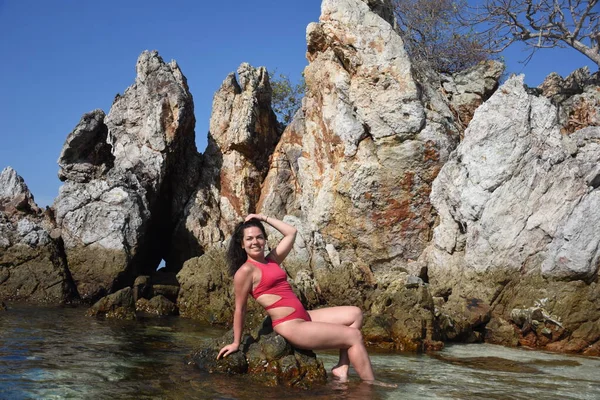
<box><xmin>0</xmin><ymin>167</ymin><xmax>76</xmax><ymax>303</ymax></box>
<box><xmin>424</xmin><ymin>74</ymin><xmax>600</xmax><ymax>353</ymax></box>
<box><xmin>53</xmin><ymin>51</ymin><xmax>198</xmax><ymax>301</ymax></box>
<box><xmin>190</xmin><ymin>318</ymin><xmax>327</xmax><ymax>388</ymax></box>
<box><xmin>170</xmin><ymin>63</ymin><xmax>282</xmax><ymax>265</ymax></box>
<box><xmin>254</xmin><ymin>0</ymin><xmax>463</xmax><ymax>348</ymax></box>
<box><xmin>441</xmin><ymin>60</ymin><xmax>505</xmax><ymax>128</ymax></box>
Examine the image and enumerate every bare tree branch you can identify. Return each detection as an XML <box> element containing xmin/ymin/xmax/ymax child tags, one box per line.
<box><xmin>464</xmin><ymin>0</ymin><xmax>599</xmax><ymax>66</ymax></box>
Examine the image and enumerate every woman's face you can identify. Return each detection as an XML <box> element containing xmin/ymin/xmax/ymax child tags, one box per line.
<box><xmin>241</xmin><ymin>226</ymin><xmax>266</xmax><ymax>258</ymax></box>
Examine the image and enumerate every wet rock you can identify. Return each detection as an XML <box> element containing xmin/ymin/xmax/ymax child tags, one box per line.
<box><xmin>190</xmin><ymin>319</ymin><xmax>327</xmax><ymax>388</ymax></box>
<box><xmin>86</xmin><ymin>287</ymin><xmax>136</xmax><ymax>319</ymax></box>
<box><xmin>0</xmin><ymin>167</ymin><xmax>76</xmax><ymax>303</ymax></box>
<box><xmin>432</xmin><ymin>354</ymin><xmax>540</xmax><ymax>374</ymax></box>
<box><xmin>136</xmin><ymin>295</ymin><xmax>178</xmax><ymax>316</ymax></box>
<box><xmin>484</xmin><ymin>317</ymin><xmax>519</xmax><ymax>347</ymax></box>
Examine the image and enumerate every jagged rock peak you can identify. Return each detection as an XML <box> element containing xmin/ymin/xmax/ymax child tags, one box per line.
<box><xmin>0</xmin><ymin>167</ymin><xmax>31</xmax><ymax>202</ymax></box>
<box><xmin>0</xmin><ymin>167</ymin><xmax>39</xmax><ymax>213</ymax></box>
<box><xmin>538</xmin><ymin>66</ymin><xmax>600</xmax><ymax>104</ymax></box>
<box><xmin>209</xmin><ymin>63</ymin><xmax>277</xmax><ymax>153</ymax></box>
<box><xmin>134</xmin><ymin>50</ymin><xmax>189</xmax><ymax>93</ymax></box>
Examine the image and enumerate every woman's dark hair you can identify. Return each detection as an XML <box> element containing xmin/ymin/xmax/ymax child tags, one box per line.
<box><xmin>227</xmin><ymin>218</ymin><xmax>268</xmax><ymax>276</ymax></box>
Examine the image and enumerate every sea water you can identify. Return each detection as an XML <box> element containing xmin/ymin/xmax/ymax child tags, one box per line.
<box><xmin>1</xmin><ymin>304</ymin><xmax>599</xmax><ymax>399</ymax></box>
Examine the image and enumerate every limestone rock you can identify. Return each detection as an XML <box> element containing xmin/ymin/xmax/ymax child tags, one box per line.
<box><xmin>57</xmin><ymin>109</ymin><xmax>113</xmax><ymax>182</ymax></box>
<box><xmin>441</xmin><ymin>60</ymin><xmax>505</xmax><ymax>127</ymax></box>
<box><xmin>86</xmin><ymin>287</ymin><xmax>136</xmax><ymax>319</ymax></box>
<box><xmin>0</xmin><ymin>167</ymin><xmax>41</xmax><ymax>215</ymax></box>
<box><xmin>424</xmin><ymin>72</ymin><xmax>600</xmax><ymax>354</ymax></box>
<box><xmin>429</xmin><ymin>75</ymin><xmax>600</xmax><ymax>281</ymax></box>
<box><xmin>190</xmin><ymin>319</ymin><xmax>327</xmax><ymax>388</ymax></box>
<box><xmin>0</xmin><ymin>167</ymin><xmax>76</xmax><ymax>303</ymax></box>
<box><xmin>54</xmin><ymin>50</ymin><xmax>198</xmax><ymax>301</ymax></box>
<box><xmin>537</xmin><ymin>67</ymin><xmax>599</xmax><ymax>105</ymax></box>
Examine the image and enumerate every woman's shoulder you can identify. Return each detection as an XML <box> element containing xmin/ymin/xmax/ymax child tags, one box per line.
<box><xmin>234</xmin><ymin>262</ymin><xmax>255</xmax><ymax>280</ymax></box>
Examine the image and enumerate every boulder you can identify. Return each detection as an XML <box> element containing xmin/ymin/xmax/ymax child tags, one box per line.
<box><xmin>135</xmin><ymin>294</ymin><xmax>178</xmax><ymax>316</ymax></box>
<box><xmin>190</xmin><ymin>318</ymin><xmax>327</xmax><ymax>388</ymax></box>
<box><xmin>177</xmin><ymin>246</ymin><xmax>265</xmax><ymax>327</ymax></box>
<box><xmin>86</xmin><ymin>287</ymin><xmax>136</xmax><ymax>319</ymax></box>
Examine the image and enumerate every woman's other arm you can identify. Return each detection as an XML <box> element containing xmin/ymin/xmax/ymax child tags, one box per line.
<box><xmin>217</xmin><ymin>264</ymin><xmax>253</xmax><ymax>359</ymax></box>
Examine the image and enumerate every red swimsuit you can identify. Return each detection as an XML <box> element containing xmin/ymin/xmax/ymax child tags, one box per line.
<box><xmin>248</xmin><ymin>258</ymin><xmax>312</xmax><ymax>327</ymax></box>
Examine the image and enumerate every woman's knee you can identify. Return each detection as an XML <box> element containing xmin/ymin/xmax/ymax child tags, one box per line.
<box><xmin>350</xmin><ymin>306</ymin><xmax>363</xmax><ymax>327</ymax></box>
<box><xmin>348</xmin><ymin>326</ymin><xmax>364</xmax><ymax>344</ymax></box>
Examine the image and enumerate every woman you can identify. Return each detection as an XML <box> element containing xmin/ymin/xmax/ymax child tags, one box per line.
<box><xmin>217</xmin><ymin>213</ymin><xmax>385</xmax><ymax>384</ymax></box>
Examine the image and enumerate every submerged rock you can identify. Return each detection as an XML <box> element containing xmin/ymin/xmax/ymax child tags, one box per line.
<box><xmin>190</xmin><ymin>318</ymin><xmax>327</xmax><ymax>388</ymax></box>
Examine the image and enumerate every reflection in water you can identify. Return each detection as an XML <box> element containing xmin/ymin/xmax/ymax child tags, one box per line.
<box><xmin>1</xmin><ymin>304</ymin><xmax>599</xmax><ymax>399</ymax></box>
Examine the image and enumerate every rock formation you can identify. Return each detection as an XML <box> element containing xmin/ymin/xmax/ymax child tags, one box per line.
<box><xmin>0</xmin><ymin>167</ymin><xmax>76</xmax><ymax>302</ymax></box>
<box><xmin>170</xmin><ymin>63</ymin><xmax>282</xmax><ymax>268</ymax></box>
<box><xmin>2</xmin><ymin>0</ymin><xmax>598</xmax><ymax>360</ymax></box>
<box><xmin>424</xmin><ymin>71</ymin><xmax>600</xmax><ymax>353</ymax></box>
<box><xmin>253</xmin><ymin>0</ymin><xmax>462</xmax><ymax>348</ymax></box>
<box><xmin>53</xmin><ymin>50</ymin><xmax>198</xmax><ymax>301</ymax></box>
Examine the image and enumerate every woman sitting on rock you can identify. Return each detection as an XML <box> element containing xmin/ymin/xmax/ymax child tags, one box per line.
<box><xmin>217</xmin><ymin>214</ymin><xmax>392</xmax><ymax>385</ymax></box>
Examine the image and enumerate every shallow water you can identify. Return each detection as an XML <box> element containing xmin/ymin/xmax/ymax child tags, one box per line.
<box><xmin>1</xmin><ymin>304</ymin><xmax>599</xmax><ymax>399</ymax></box>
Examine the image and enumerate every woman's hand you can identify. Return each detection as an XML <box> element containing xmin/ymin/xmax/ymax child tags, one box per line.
<box><xmin>245</xmin><ymin>213</ymin><xmax>267</xmax><ymax>222</ymax></box>
<box><xmin>217</xmin><ymin>343</ymin><xmax>240</xmax><ymax>359</ymax></box>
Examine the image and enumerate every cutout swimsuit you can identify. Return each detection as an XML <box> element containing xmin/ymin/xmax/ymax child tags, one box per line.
<box><xmin>248</xmin><ymin>258</ymin><xmax>311</xmax><ymax>327</ymax></box>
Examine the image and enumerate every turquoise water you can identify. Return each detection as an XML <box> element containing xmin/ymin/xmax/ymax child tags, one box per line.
<box><xmin>1</xmin><ymin>304</ymin><xmax>600</xmax><ymax>399</ymax></box>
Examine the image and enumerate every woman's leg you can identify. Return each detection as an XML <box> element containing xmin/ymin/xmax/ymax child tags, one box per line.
<box><xmin>274</xmin><ymin>319</ymin><xmax>375</xmax><ymax>381</ymax></box>
<box><xmin>307</xmin><ymin>306</ymin><xmax>363</xmax><ymax>380</ymax></box>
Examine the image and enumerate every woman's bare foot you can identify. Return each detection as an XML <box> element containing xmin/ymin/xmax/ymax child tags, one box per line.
<box><xmin>331</xmin><ymin>364</ymin><xmax>349</xmax><ymax>381</ymax></box>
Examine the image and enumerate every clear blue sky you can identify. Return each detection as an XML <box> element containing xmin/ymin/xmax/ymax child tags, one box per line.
<box><xmin>0</xmin><ymin>0</ymin><xmax>596</xmax><ymax>207</ymax></box>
